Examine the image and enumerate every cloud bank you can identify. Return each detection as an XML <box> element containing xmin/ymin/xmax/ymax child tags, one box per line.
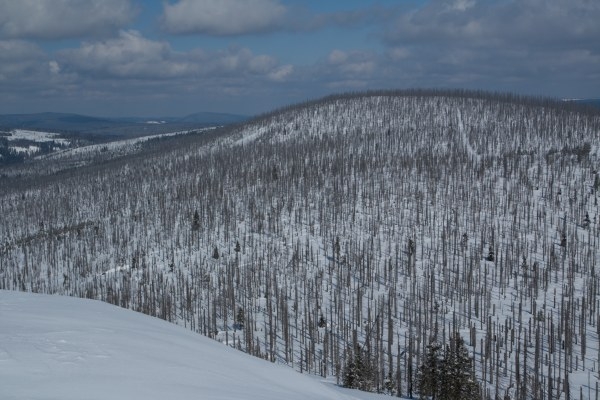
<box><xmin>162</xmin><ymin>0</ymin><xmax>287</xmax><ymax>36</ymax></box>
<box><xmin>0</xmin><ymin>0</ymin><xmax>598</xmax><ymax>116</ymax></box>
<box><xmin>57</xmin><ymin>30</ymin><xmax>293</xmax><ymax>82</ymax></box>
<box><xmin>0</xmin><ymin>0</ymin><xmax>136</xmax><ymax>40</ymax></box>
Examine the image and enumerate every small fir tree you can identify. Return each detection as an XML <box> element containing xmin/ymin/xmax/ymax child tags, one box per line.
<box><xmin>418</xmin><ymin>342</ymin><xmax>442</xmax><ymax>399</ymax></box>
<box><xmin>384</xmin><ymin>371</ymin><xmax>396</xmax><ymax>395</ymax></box>
<box><xmin>439</xmin><ymin>334</ymin><xmax>480</xmax><ymax>400</ymax></box>
<box><xmin>334</xmin><ymin>236</ymin><xmax>341</xmax><ymax>261</ymax></box>
<box><xmin>318</xmin><ymin>314</ymin><xmax>327</xmax><ymax>328</ymax></box>
<box><xmin>486</xmin><ymin>245</ymin><xmax>494</xmax><ymax>262</ymax></box>
<box><xmin>343</xmin><ymin>346</ymin><xmax>374</xmax><ymax>392</ymax></box>
<box><xmin>192</xmin><ymin>210</ymin><xmax>200</xmax><ymax>231</ymax></box>
<box><xmin>584</xmin><ymin>212</ymin><xmax>591</xmax><ymax>228</ymax></box>
<box><xmin>408</xmin><ymin>238</ymin><xmax>416</xmax><ymax>256</ymax></box>
<box><xmin>560</xmin><ymin>232</ymin><xmax>567</xmax><ymax>247</ymax></box>
<box><xmin>417</xmin><ymin>334</ymin><xmax>480</xmax><ymax>400</ymax></box>
<box><xmin>521</xmin><ymin>255</ymin><xmax>528</xmax><ymax>273</ymax></box>
<box><xmin>235</xmin><ymin>307</ymin><xmax>245</xmax><ymax>330</ymax></box>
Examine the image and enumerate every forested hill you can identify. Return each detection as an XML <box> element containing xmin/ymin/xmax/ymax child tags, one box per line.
<box><xmin>1</xmin><ymin>90</ymin><xmax>600</xmax><ymax>399</ymax></box>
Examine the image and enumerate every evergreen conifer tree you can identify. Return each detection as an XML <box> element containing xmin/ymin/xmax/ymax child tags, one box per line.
<box><xmin>192</xmin><ymin>210</ymin><xmax>200</xmax><ymax>231</ymax></box>
<box><xmin>318</xmin><ymin>314</ymin><xmax>327</xmax><ymax>328</ymax></box>
<box><xmin>439</xmin><ymin>334</ymin><xmax>480</xmax><ymax>400</ymax></box>
<box><xmin>486</xmin><ymin>245</ymin><xmax>494</xmax><ymax>262</ymax></box>
<box><xmin>584</xmin><ymin>212</ymin><xmax>591</xmax><ymax>228</ymax></box>
<box><xmin>560</xmin><ymin>232</ymin><xmax>567</xmax><ymax>247</ymax></box>
<box><xmin>343</xmin><ymin>346</ymin><xmax>374</xmax><ymax>392</ymax></box>
<box><xmin>418</xmin><ymin>342</ymin><xmax>442</xmax><ymax>399</ymax></box>
<box><xmin>235</xmin><ymin>307</ymin><xmax>245</xmax><ymax>330</ymax></box>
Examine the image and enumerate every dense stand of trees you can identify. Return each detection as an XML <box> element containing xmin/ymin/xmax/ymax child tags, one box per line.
<box><xmin>418</xmin><ymin>334</ymin><xmax>480</xmax><ymax>400</ymax></box>
<box><xmin>1</xmin><ymin>91</ymin><xmax>600</xmax><ymax>399</ymax></box>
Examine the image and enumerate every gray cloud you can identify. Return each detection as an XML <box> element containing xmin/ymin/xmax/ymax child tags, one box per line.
<box><xmin>386</xmin><ymin>0</ymin><xmax>600</xmax><ymax>50</ymax></box>
<box><xmin>162</xmin><ymin>0</ymin><xmax>287</xmax><ymax>36</ymax></box>
<box><xmin>327</xmin><ymin>50</ymin><xmax>376</xmax><ymax>78</ymax></box>
<box><xmin>57</xmin><ymin>30</ymin><xmax>294</xmax><ymax>83</ymax></box>
<box><xmin>0</xmin><ymin>40</ymin><xmax>48</xmax><ymax>84</ymax></box>
<box><xmin>295</xmin><ymin>5</ymin><xmax>396</xmax><ymax>32</ymax></box>
<box><xmin>0</xmin><ymin>0</ymin><xmax>136</xmax><ymax>40</ymax></box>
<box><xmin>161</xmin><ymin>0</ymin><xmax>393</xmax><ymax>36</ymax></box>
<box><xmin>0</xmin><ymin>27</ymin><xmax>298</xmax><ymax>116</ymax></box>
<box><xmin>0</xmin><ymin>0</ymin><xmax>598</xmax><ymax>116</ymax></box>
<box><xmin>376</xmin><ymin>0</ymin><xmax>600</xmax><ymax>97</ymax></box>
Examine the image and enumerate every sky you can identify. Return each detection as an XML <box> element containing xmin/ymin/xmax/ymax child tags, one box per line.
<box><xmin>0</xmin><ymin>0</ymin><xmax>598</xmax><ymax>117</ymax></box>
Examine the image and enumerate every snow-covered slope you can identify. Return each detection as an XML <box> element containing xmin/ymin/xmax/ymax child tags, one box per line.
<box><xmin>0</xmin><ymin>290</ymin><xmax>386</xmax><ymax>400</ymax></box>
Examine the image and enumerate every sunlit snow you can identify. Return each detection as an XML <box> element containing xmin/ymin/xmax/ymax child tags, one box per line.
<box><xmin>0</xmin><ymin>290</ymin><xmax>391</xmax><ymax>400</ymax></box>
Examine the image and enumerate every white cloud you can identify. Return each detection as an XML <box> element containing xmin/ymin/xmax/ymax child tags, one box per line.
<box><xmin>387</xmin><ymin>0</ymin><xmax>600</xmax><ymax>49</ymax></box>
<box><xmin>162</xmin><ymin>0</ymin><xmax>286</xmax><ymax>36</ymax></box>
<box><xmin>0</xmin><ymin>0</ymin><xmax>135</xmax><ymax>40</ymax></box>
<box><xmin>59</xmin><ymin>31</ymin><xmax>290</xmax><ymax>83</ymax></box>
<box><xmin>60</xmin><ymin>30</ymin><xmax>185</xmax><ymax>79</ymax></box>
<box><xmin>327</xmin><ymin>50</ymin><xmax>375</xmax><ymax>76</ymax></box>
<box><xmin>0</xmin><ymin>29</ymin><xmax>296</xmax><ymax>114</ymax></box>
<box><xmin>328</xmin><ymin>50</ymin><xmax>348</xmax><ymax>65</ymax></box>
<box><xmin>387</xmin><ymin>47</ymin><xmax>410</xmax><ymax>61</ymax></box>
<box><xmin>268</xmin><ymin>65</ymin><xmax>294</xmax><ymax>82</ymax></box>
<box><xmin>49</xmin><ymin>61</ymin><xmax>61</xmax><ymax>75</ymax></box>
<box><xmin>249</xmin><ymin>55</ymin><xmax>278</xmax><ymax>74</ymax></box>
<box><xmin>448</xmin><ymin>0</ymin><xmax>476</xmax><ymax>12</ymax></box>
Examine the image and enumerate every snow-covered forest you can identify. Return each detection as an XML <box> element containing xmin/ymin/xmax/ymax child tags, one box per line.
<box><xmin>1</xmin><ymin>90</ymin><xmax>599</xmax><ymax>399</ymax></box>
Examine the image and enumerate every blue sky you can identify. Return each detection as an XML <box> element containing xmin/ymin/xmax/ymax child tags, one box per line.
<box><xmin>0</xmin><ymin>0</ymin><xmax>598</xmax><ymax>117</ymax></box>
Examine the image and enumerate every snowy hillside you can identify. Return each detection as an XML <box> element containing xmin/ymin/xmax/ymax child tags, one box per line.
<box><xmin>1</xmin><ymin>90</ymin><xmax>600</xmax><ymax>399</ymax></box>
<box><xmin>0</xmin><ymin>127</ymin><xmax>216</xmax><ymax>179</ymax></box>
<box><xmin>0</xmin><ymin>290</ymin><xmax>388</xmax><ymax>400</ymax></box>
<box><xmin>0</xmin><ymin>129</ymin><xmax>71</xmax><ymax>164</ymax></box>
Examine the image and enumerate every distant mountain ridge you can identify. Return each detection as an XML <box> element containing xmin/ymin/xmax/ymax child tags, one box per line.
<box><xmin>577</xmin><ymin>98</ymin><xmax>600</xmax><ymax>108</ymax></box>
<box><xmin>0</xmin><ymin>112</ymin><xmax>117</xmax><ymax>132</ymax></box>
<box><xmin>174</xmin><ymin>111</ymin><xmax>248</xmax><ymax>124</ymax></box>
<box><xmin>563</xmin><ymin>98</ymin><xmax>600</xmax><ymax>109</ymax></box>
<box><xmin>0</xmin><ymin>111</ymin><xmax>248</xmax><ymax>134</ymax></box>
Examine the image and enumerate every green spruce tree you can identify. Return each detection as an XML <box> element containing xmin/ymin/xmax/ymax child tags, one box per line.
<box><xmin>486</xmin><ymin>245</ymin><xmax>494</xmax><ymax>262</ymax></box>
<box><xmin>192</xmin><ymin>210</ymin><xmax>200</xmax><ymax>231</ymax></box>
<box><xmin>418</xmin><ymin>342</ymin><xmax>442</xmax><ymax>399</ymax></box>
<box><xmin>439</xmin><ymin>334</ymin><xmax>480</xmax><ymax>400</ymax></box>
<box><xmin>343</xmin><ymin>346</ymin><xmax>374</xmax><ymax>392</ymax></box>
<box><xmin>235</xmin><ymin>307</ymin><xmax>245</xmax><ymax>330</ymax></box>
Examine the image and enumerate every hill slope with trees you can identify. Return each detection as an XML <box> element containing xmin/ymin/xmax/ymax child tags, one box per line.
<box><xmin>1</xmin><ymin>90</ymin><xmax>599</xmax><ymax>399</ymax></box>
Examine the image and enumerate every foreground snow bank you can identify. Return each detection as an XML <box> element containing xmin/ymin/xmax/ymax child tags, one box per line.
<box><xmin>0</xmin><ymin>290</ymin><xmax>385</xmax><ymax>400</ymax></box>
